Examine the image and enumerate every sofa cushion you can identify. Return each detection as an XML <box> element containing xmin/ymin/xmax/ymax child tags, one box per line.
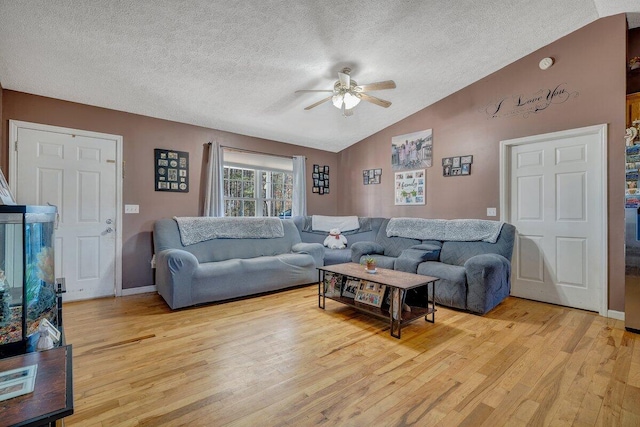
<box><xmin>439</xmin><ymin>223</ymin><xmax>516</xmax><ymax>266</ymax></box>
<box><xmin>417</xmin><ymin>261</ymin><xmax>467</xmax><ymax>310</ymax></box>
<box><xmin>375</xmin><ymin>219</ymin><xmax>421</xmax><ymax>257</ymax></box>
<box><xmin>154</xmin><ymin>218</ymin><xmax>301</xmax><ymax>264</ymax></box>
<box><xmin>191</xmin><ymin>253</ymin><xmax>316</xmax><ymax>304</ymax></box>
<box><xmin>324</xmin><ymin>248</ymin><xmax>353</xmax><ymax>265</ymax></box>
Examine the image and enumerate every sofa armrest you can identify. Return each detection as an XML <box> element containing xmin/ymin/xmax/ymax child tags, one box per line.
<box><xmin>351</xmin><ymin>241</ymin><xmax>384</xmax><ymax>263</ymax></box>
<box><xmin>464</xmin><ymin>253</ymin><xmax>511</xmax><ymax>314</ymax></box>
<box><xmin>155</xmin><ymin>249</ymin><xmax>199</xmax><ymax>309</ymax></box>
<box><xmin>292</xmin><ymin>242</ymin><xmax>325</xmax><ymax>267</ymax></box>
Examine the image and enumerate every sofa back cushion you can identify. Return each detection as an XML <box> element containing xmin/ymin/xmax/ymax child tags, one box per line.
<box><xmin>154</xmin><ymin>218</ymin><xmax>302</xmax><ymax>263</ymax></box>
<box><xmin>293</xmin><ymin>216</ymin><xmax>385</xmax><ymax>247</ymax></box>
<box><xmin>439</xmin><ymin>223</ymin><xmax>516</xmax><ymax>266</ymax></box>
<box><xmin>375</xmin><ymin>218</ymin><xmax>422</xmax><ymax>257</ymax></box>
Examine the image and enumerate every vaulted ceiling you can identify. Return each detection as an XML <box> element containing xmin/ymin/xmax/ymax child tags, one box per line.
<box><xmin>0</xmin><ymin>1</ymin><xmax>639</xmax><ymax>152</ymax></box>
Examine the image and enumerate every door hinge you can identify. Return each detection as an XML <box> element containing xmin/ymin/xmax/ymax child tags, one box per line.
<box><xmin>14</xmin><ymin>140</ymin><xmax>18</xmax><ymax>151</ymax></box>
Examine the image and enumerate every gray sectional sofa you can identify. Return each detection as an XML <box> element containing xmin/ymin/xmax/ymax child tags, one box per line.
<box><xmin>295</xmin><ymin>216</ymin><xmax>515</xmax><ymax>314</ymax></box>
<box><xmin>153</xmin><ymin>218</ymin><xmax>324</xmax><ymax>309</ymax></box>
<box><xmin>153</xmin><ymin>215</ymin><xmax>515</xmax><ymax>315</ymax></box>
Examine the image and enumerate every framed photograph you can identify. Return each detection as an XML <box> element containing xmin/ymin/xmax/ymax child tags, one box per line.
<box><xmin>452</xmin><ymin>168</ymin><xmax>461</xmax><ymax>175</ymax></box>
<box><xmin>313</xmin><ymin>164</ymin><xmax>319</xmax><ymax>173</ymax></box>
<box><xmin>0</xmin><ymin>364</ymin><xmax>37</xmax><ymax>402</ymax></box>
<box><xmin>452</xmin><ymin>157</ymin><xmax>461</xmax><ymax>168</ymax></box>
<box><xmin>443</xmin><ymin>165</ymin><xmax>452</xmax><ymax>176</ymax></box>
<box><xmin>324</xmin><ymin>180</ymin><xmax>329</xmax><ymax>188</ymax></box>
<box><xmin>374</xmin><ymin>168</ymin><xmax>382</xmax><ymax>176</ymax></box>
<box><xmin>343</xmin><ymin>279</ymin><xmax>360</xmax><ymax>298</ymax></box>
<box><xmin>442</xmin><ymin>157</ymin><xmax>452</xmax><ymax>166</ymax></box>
<box><xmin>312</xmin><ymin>187</ymin><xmax>319</xmax><ymax>193</ymax></box>
<box><xmin>395</xmin><ymin>169</ymin><xmax>425</xmax><ymax>205</ymax></box>
<box><xmin>323</xmin><ymin>272</ymin><xmax>344</xmax><ymax>297</ymax></box>
<box><xmin>354</xmin><ymin>281</ymin><xmax>387</xmax><ymax>308</ymax></box>
<box><xmin>313</xmin><ymin>173</ymin><xmax>319</xmax><ymax>179</ymax></box>
<box><xmin>0</xmin><ymin>169</ymin><xmax>16</xmax><ymax>205</ymax></box>
<box><xmin>363</xmin><ymin>175</ymin><xmax>369</xmax><ymax>185</ymax></box>
<box><xmin>392</xmin><ymin>129</ymin><xmax>433</xmax><ymax>170</ymax></box>
<box><xmin>319</xmin><ymin>186</ymin><xmax>324</xmax><ymax>194</ymax></box>
<box><xmin>155</xmin><ymin>149</ymin><xmax>188</xmax><ymax>192</ymax></box>
<box><xmin>461</xmin><ymin>155</ymin><xmax>473</xmax><ymax>164</ymax></box>
<box><xmin>324</xmin><ymin>166</ymin><xmax>329</xmax><ymax>174</ymax></box>
<box><xmin>461</xmin><ymin>164</ymin><xmax>471</xmax><ymax>175</ymax></box>
<box><xmin>40</xmin><ymin>318</ymin><xmax>61</xmax><ymax>343</ymax></box>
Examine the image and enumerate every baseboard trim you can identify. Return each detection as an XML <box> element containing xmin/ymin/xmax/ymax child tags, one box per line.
<box><xmin>121</xmin><ymin>285</ymin><xmax>157</xmax><ymax>296</ymax></box>
<box><xmin>607</xmin><ymin>310</ymin><xmax>624</xmax><ymax>321</ymax></box>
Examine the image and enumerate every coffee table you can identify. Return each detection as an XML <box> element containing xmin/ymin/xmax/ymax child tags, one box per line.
<box><xmin>318</xmin><ymin>263</ymin><xmax>438</xmax><ymax>338</ymax></box>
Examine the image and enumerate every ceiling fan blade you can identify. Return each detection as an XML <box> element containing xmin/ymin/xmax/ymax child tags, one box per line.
<box><xmin>304</xmin><ymin>96</ymin><xmax>333</xmax><ymax>110</ymax></box>
<box><xmin>359</xmin><ymin>93</ymin><xmax>392</xmax><ymax>108</ymax></box>
<box><xmin>354</xmin><ymin>80</ymin><xmax>396</xmax><ymax>92</ymax></box>
<box><xmin>338</xmin><ymin>71</ymin><xmax>350</xmax><ymax>89</ymax></box>
<box><xmin>295</xmin><ymin>89</ymin><xmax>334</xmax><ymax>93</ymax></box>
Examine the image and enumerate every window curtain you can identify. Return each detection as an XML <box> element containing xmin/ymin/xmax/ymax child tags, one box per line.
<box><xmin>203</xmin><ymin>142</ymin><xmax>224</xmax><ymax>217</ymax></box>
<box><xmin>292</xmin><ymin>156</ymin><xmax>307</xmax><ymax>217</ymax></box>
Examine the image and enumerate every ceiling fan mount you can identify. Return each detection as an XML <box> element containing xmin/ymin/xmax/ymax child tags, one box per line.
<box><xmin>296</xmin><ymin>67</ymin><xmax>396</xmax><ymax>117</ymax></box>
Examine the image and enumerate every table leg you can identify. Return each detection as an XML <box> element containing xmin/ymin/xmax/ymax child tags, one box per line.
<box><xmin>426</xmin><ymin>280</ymin><xmax>436</xmax><ymax>323</ymax></box>
<box><xmin>390</xmin><ymin>287</ymin><xmax>406</xmax><ymax>339</ymax></box>
<box><xmin>318</xmin><ymin>270</ymin><xmax>325</xmax><ymax>309</ymax></box>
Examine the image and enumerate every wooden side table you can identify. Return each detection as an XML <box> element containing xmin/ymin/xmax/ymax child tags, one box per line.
<box><xmin>0</xmin><ymin>345</ymin><xmax>73</xmax><ymax>427</ymax></box>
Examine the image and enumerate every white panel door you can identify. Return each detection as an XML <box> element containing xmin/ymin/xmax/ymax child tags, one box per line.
<box><xmin>14</xmin><ymin>127</ymin><xmax>118</xmax><ymax>301</ymax></box>
<box><xmin>506</xmin><ymin>126</ymin><xmax>606</xmax><ymax>312</ymax></box>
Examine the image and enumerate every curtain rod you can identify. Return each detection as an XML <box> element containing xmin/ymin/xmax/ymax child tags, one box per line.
<box><xmin>206</xmin><ymin>142</ymin><xmax>301</xmax><ymax>160</ymax></box>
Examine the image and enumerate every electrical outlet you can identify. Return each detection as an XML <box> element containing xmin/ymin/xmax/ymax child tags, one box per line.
<box><xmin>124</xmin><ymin>204</ymin><xmax>139</xmax><ymax>214</ymax></box>
<box><xmin>487</xmin><ymin>207</ymin><xmax>497</xmax><ymax>217</ymax></box>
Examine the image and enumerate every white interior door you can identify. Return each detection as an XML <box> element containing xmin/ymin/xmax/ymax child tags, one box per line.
<box><xmin>501</xmin><ymin>125</ymin><xmax>607</xmax><ymax>314</ymax></box>
<box><xmin>9</xmin><ymin>121</ymin><xmax>123</xmax><ymax>301</ymax></box>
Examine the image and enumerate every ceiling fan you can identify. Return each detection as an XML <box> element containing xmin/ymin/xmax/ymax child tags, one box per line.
<box><xmin>295</xmin><ymin>67</ymin><xmax>396</xmax><ymax>117</ymax></box>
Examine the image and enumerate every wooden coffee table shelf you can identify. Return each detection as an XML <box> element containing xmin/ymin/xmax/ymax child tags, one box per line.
<box><xmin>318</xmin><ymin>263</ymin><xmax>438</xmax><ymax>338</ymax></box>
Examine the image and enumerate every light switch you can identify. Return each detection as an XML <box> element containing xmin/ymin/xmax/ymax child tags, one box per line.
<box><xmin>125</xmin><ymin>204</ymin><xmax>139</xmax><ymax>214</ymax></box>
<box><xmin>487</xmin><ymin>207</ymin><xmax>497</xmax><ymax>217</ymax></box>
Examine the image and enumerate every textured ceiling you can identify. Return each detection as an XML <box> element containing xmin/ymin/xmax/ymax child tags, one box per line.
<box><xmin>0</xmin><ymin>1</ymin><xmax>639</xmax><ymax>152</ymax></box>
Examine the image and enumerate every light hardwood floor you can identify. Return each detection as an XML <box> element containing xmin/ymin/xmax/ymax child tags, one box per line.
<box><xmin>63</xmin><ymin>286</ymin><xmax>640</xmax><ymax>426</ymax></box>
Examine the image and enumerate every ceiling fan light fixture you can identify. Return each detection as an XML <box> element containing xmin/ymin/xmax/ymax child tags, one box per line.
<box><xmin>332</xmin><ymin>92</ymin><xmax>361</xmax><ymax>110</ymax></box>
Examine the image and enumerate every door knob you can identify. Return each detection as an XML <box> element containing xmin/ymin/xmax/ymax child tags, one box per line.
<box><xmin>105</xmin><ymin>227</ymin><xmax>113</xmax><ymax>233</ymax></box>
<box><xmin>106</xmin><ymin>219</ymin><xmax>113</xmax><ymax>224</ymax></box>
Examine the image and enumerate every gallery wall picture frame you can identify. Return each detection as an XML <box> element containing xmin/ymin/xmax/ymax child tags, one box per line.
<box><xmin>155</xmin><ymin>149</ymin><xmax>189</xmax><ymax>192</ymax></box>
<box><xmin>442</xmin><ymin>155</ymin><xmax>472</xmax><ymax>177</ymax></box>
<box><xmin>392</xmin><ymin>129</ymin><xmax>433</xmax><ymax>170</ymax></box>
<box><xmin>363</xmin><ymin>168</ymin><xmax>382</xmax><ymax>185</ymax></box>
<box><xmin>312</xmin><ymin>164</ymin><xmax>330</xmax><ymax>195</ymax></box>
<box><xmin>394</xmin><ymin>169</ymin><xmax>425</xmax><ymax>205</ymax></box>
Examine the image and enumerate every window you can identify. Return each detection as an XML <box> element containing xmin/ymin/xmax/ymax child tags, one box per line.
<box><xmin>223</xmin><ymin>166</ymin><xmax>293</xmax><ymax>217</ymax></box>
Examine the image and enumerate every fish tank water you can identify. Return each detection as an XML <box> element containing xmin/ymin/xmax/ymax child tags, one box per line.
<box><xmin>0</xmin><ymin>205</ymin><xmax>57</xmax><ymax>356</ymax></box>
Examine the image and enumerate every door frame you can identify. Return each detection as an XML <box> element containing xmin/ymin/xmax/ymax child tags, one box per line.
<box><xmin>8</xmin><ymin>120</ymin><xmax>124</xmax><ymax>297</ymax></box>
<box><xmin>499</xmin><ymin>124</ymin><xmax>608</xmax><ymax>316</ymax></box>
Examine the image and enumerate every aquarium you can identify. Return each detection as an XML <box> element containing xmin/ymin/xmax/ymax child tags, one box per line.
<box><xmin>0</xmin><ymin>205</ymin><xmax>57</xmax><ymax>356</ymax></box>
